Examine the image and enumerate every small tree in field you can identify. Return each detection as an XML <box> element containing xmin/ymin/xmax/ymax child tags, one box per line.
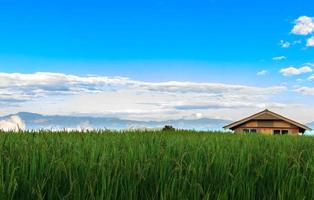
<box><xmin>162</xmin><ymin>125</ymin><xmax>175</xmax><ymax>132</ymax></box>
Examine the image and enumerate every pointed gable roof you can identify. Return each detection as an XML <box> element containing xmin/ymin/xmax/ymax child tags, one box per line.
<box><xmin>224</xmin><ymin>109</ymin><xmax>312</xmax><ymax>131</ymax></box>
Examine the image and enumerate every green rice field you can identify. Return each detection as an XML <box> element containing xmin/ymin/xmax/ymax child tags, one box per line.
<box><xmin>0</xmin><ymin>130</ymin><xmax>313</xmax><ymax>200</ymax></box>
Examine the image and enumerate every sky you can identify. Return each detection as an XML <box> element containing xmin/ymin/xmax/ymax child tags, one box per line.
<box><xmin>0</xmin><ymin>0</ymin><xmax>314</xmax><ymax>123</ymax></box>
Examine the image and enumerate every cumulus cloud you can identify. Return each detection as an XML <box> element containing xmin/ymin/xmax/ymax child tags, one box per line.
<box><xmin>0</xmin><ymin>71</ymin><xmax>292</xmax><ymax>121</ymax></box>
<box><xmin>0</xmin><ymin>116</ymin><xmax>25</xmax><ymax>131</ymax></box>
<box><xmin>257</xmin><ymin>70</ymin><xmax>267</xmax><ymax>76</ymax></box>
<box><xmin>289</xmin><ymin>16</ymin><xmax>314</xmax><ymax>48</ymax></box>
<box><xmin>173</xmin><ymin>101</ymin><xmax>286</xmax><ymax>110</ymax></box>
<box><xmin>279</xmin><ymin>40</ymin><xmax>301</xmax><ymax>48</ymax></box>
<box><xmin>291</xmin><ymin>16</ymin><xmax>314</xmax><ymax>35</ymax></box>
<box><xmin>304</xmin><ymin>63</ymin><xmax>314</xmax><ymax>67</ymax></box>
<box><xmin>295</xmin><ymin>87</ymin><xmax>314</xmax><ymax>95</ymax></box>
<box><xmin>78</xmin><ymin>120</ymin><xmax>92</xmax><ymax>130</ymax></box>
<box><xmin>272</xmin><ymin>56</ymin><xmax>286</xmax><ymax>61</ymax></box>
<box><xmin>279</xmin><ymin>40</ymin><xmax>291</xmax><ymax>48</ymax></box>
<box><xmin>140</xmin><ymin>81</ymin><xmax>286</xmax><ymax>94</ymax></box>
<box><xmin>280</xmin><ymin>66</ymin><xmax>312</xmax><ymax>76</ymax></box>
<box><xmin>0</xmin><ymin>72</ymin><xmax>287</xmax><ymax>103</ymax></box>
<box><xmin>306</xmin><ymin>36</ymin><xmax>314</xmax><ymax>47</ymax></box>
<box><xmin>194</xmin><ymin>113</ymin><xmax>203</xmax><ymax>119</ymax></box>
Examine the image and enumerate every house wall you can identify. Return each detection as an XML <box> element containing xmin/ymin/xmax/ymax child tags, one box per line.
<box><xmin>234</xmin><ymin>120</ymin><xmax>300</xmax><ymax>135</ymax></box>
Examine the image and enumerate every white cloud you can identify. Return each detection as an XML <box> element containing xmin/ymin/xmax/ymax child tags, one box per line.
<box><xmin>291</xmin><ymin>16</ymin><xmax>314</xmax><ymax>35</ymax></box>
<box><xmin>0</xmin><ymin>72</ymin><xmax>290</xmax><ymax>121</ymax></box>
<box><xmin>76</xmin><ymin>121</ymin><xmax>92</xmax><ymax>131</ymax></box>
<box><xmin>257</xmin><ymin>70</ymin><xmax>267</xmax><ymax>76</ymax></box>
<box><xmin>0</xmin><ymin>72</ymin><xmax>287</xmax><ymax>103</ymax></box>
<box><xmin>306</xmin><ymin>36</ymin><xmax>314</xmax><ymax>47</ymax></box>
<box><xmin>293</xmin><ymin>40</ymin><xmax>302</xmax><ymax>44</ymax></box>
<box><xmin>295</xmin><ymin>87</ymin><xmax>314</xmax><ymax>95</ymax></box>
<box><xmin>0</xmin><ymin>115</ymin><xmax>25</xmax><ymax>131</ymax></box>
<box><xmin>173</xmin><ymin>101</ymin><xmax>286</xmax><ymax>110</ymax></box>
<box><xmin>308</xmin><ymin>75</ymin><xmax>314</xmax><ymax>81</ymax></box>
<box><xmin>280</xmin><ymin>66</ymin><xmax>312</xmax><ymax>76</ymax></box>
<box><xmin>280</xmin><ymin>40</ymin><xmax>290</xmax><ymax>48</ymax></box>
<box><xmin>296</xmin><ymin>78</ymin><xmax>304</xmax><ymax>82</ymax></box>
<box><xmin>194</xmin><ymin>113</ymin><xmax>203</xmax><ymax>119</ymax></box>
<box><xmin>303</xmin><ymin>62</ymin><xmax>314</xmax><ymax>67</ymax></box>
<box><xmin>272</xmin><ymin>56</ymin><xmax>286</xmax><ymax>61</ymax></box>
<box><xmin>279</xmin><ymin>40</ymin><xmax>301</xmax><ymax>48</ymax></box>
<box><xmin>0</xmin><ymin>72</ymin><xmax>312</xmax><ymax>123</ymax></box>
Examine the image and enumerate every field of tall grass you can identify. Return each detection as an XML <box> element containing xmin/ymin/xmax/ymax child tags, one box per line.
<box><xmin>0</xmin><ymin>130</ymin><xmax>313</xmax><ymax>200</ymax></box>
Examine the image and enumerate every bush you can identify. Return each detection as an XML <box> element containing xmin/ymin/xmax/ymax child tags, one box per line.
<box><xmin>162</xmin><ymin>125</ymin><xmax>175</xmax><ymax>131</ymax></box>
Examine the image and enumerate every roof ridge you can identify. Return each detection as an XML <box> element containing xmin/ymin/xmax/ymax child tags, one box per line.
<box><xmin>224</xmin><ymin>109</ymin><xmax>312</xmax><ymax>131</ymax></box>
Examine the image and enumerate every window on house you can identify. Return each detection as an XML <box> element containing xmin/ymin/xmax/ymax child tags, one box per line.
<box><xmin>273</xmin><ymin>130</ymin><xmax>289</xmax><ymax>135</ymax></box>
<box><xmin>281</xmin><ymin>130</ymin><xmax>289</xmax><ymax>135</ymax></box>
<box><xmin>250</xmin><ymin>129</ymin><xmax>257</xmax><ymax>133</ymax></box>
<box><xmin>243</xmin><ymin>129</ymin><xmax>257</xmax><ymax>133</ymax></box>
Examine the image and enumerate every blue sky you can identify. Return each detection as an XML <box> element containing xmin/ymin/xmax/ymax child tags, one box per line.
<box><xmin>0</xmin><ymin>0</ymin><xmax>314</xmax><ymax>124</ymax></box>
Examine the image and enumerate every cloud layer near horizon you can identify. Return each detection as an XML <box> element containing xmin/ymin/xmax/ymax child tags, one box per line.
<box><xmin>0</xmin><ymin>72</ymin><xmax>313</xmax><ymax>122</ymax></box>
<box><xmin>0</xmin><ymin>72</ymin><xmax>287</xmax><ymax>102</ymax></box>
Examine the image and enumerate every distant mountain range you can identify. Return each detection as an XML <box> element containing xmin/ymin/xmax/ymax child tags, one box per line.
<box><xmin>0</xmin><ymin>112</ymin><xmax>232</xmax><ymax>131</ymax></box>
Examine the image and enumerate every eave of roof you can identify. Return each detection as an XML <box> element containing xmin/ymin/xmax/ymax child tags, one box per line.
<box><xmin>224</xmin><ymin>109</ymin><xmax>312</xmax><ymax>131</ymax></box>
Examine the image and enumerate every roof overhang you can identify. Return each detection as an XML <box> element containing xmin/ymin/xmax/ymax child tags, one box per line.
<box><xmin>224</xmin><ymin>109</ymin><xmax>312</xmax><ymax>131</ymax></box>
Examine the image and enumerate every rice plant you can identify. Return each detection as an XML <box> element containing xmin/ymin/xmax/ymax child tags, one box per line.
<box><xmin>0</xmin><ymin>131</ymin><xmax>313</xmax><ymax>200</ymax></box>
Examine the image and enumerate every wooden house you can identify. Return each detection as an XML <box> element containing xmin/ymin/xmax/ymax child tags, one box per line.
<box><xmin>224</xmin><ymin>109</ymin><xmax>312</xmax><ymax>135</ymax></box>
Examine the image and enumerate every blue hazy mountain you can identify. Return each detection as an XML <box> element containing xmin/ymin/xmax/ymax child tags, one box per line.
<box><xmin>1</xmin><ymin>112</ymin><xmax>231</xmax><ymax>131</ymax></box>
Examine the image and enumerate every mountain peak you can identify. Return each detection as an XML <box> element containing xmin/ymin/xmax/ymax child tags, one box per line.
<box><xmin>15</xmin><ymin>112</ymin><xmax>43</xmax><ymax>118</ymax></box>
